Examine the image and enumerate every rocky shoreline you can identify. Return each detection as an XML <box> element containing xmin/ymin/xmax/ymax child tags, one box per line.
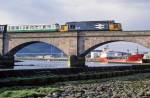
<box><xmin>45</xmin><ymin>73</ymin><xmax>150</xmax><ymax>98</ymax></box>
<box><xmin>0</xmin><ymin>73</ymin><xmax>150</xmax><ymax>98</ymax></box>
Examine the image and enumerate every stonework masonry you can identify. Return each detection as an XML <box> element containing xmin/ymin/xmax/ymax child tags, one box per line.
<box><xmin>0</xmin><ymin>31</ymin><xmax>150</xmax><ymax>57</ymax></box>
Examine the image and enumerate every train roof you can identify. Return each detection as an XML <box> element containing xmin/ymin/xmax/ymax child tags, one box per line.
<box><xmin>7</xmin><ymin>23</ymin><xmax>59</xmax><ymax>26</ymax></box>
<box><xmin>66</xmin><ymin>20</ymin><xmax>115</xmax><ymax>24</ymax></box>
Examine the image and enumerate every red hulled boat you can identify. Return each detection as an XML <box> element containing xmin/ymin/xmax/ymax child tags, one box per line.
<box><xmin>99</xmin><ymin>50</ymin><xmax>144</xmax><ymax>64</ymax></box>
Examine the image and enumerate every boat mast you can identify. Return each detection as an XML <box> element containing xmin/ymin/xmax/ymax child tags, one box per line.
<box><xmin>136</xmin><ymin>46</ymin><xmax>139</xmax><ymax>54</ymax></box>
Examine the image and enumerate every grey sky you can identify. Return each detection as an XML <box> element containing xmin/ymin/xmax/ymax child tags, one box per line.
<box><xmin>0</xmin><ymin>0</ymin><xmax>150</xmax><ymax>30</ymax></box>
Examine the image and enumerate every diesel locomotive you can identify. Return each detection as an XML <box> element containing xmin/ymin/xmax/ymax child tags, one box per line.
<box><xmin>60</xmin><ymin>20</ymin><xmax>122</xmax><ymax>32</ymax></box>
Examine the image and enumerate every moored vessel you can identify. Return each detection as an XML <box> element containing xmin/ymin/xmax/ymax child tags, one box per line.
<box><xmin>99</xmin><ymin>50</ymin><xmax>144</xmax><ymax>64</ymax></box>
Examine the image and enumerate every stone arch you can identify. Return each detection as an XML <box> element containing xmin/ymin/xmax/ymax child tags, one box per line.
<box><xmin>80</xmin><ymin>39</ymin><xmax>149</xmax><ymax>57</ymax></box>
<box><xmin>6</xmin><ymin>41</ymin><xmax>67</xmax><ymax>56</ymax></box>
<box><xmin>80</xmin><ymin>40</ymin><xmax>122</xmax><ymax>56</ymax></box>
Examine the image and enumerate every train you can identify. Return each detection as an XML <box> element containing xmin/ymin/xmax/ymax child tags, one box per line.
<box><xmin>7</xmin><ymin>20</ymin><xmax>122</xmax><ymax>33</ymax></box>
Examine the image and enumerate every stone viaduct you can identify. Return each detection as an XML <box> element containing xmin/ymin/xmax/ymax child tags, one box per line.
<box><xmin>1</xmin><ymin>31</ymin><xmax>150</xmax><ymax>58</ymax></box>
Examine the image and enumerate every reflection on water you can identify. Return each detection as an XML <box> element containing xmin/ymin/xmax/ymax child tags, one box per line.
<box><xmin>14</xmin><ymin>60</ymin><xmax>131</xmax><ymax>69</ymax></box>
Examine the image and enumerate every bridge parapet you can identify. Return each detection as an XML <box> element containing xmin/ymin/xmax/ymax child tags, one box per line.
<box><xmin>81</xmin><ymin>31</ymin><xmax>150</xmax><ymax>37</ymax></box>
<box><xmin>0</xmin><ymin>32</ymin><xmax>77</xmax><ymax>38</ymax></box>
<box><xmin>1</xmin><ymin>31</ymin><xmax>150</xmax><ymax>38</ymax></box>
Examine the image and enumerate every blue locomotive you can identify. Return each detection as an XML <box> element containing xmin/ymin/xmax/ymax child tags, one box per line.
<box><xmin>60</xmin><ymin>20</ymin><xmax>122</xmax><ymax>32</ymax></box>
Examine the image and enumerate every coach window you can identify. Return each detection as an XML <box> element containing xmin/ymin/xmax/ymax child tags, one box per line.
<box><xmin>39</xmin><ymin>25</ymin><xmax>42</xmax><ymax>29</ymax></box>
<box><xmin>30</xmin><ymin>26</ymin><xmax>34</xmax><ymax>30</ymax></box>
<box><xmin>23</xmin><ymin>26</ymin><xmax>26</xmax><ymax>29</ymax></box>
<box><xmin>26</xmin><ymin>26</ymin><xmax>29</xmax><ymax>29</ymax></box>
<box><xmin>43</xmin><ymin>25</ymin><xmax>46</xmax><ymax>29</ymax></box>
<box><xmin>16</xmin><ymin>26</ymin><xmax>19</xmax><ymax>30</ymax></box>
<box><xmin>46</xmin><ymin>25</ymin><xmax>49</xmax><ymax>29</ymax></box>
<box><xmin>11</xmin><ymin>26</ymin><xmax>15</xmax><ymax>30</ymax></box>
<box><xmin>47</xmin><ymin>25</ymin><xmax>51</xmax><ymax>29</ymax></box>
<box><xmin>35</xmin><ymin>25</ymin><xmax>37</xmax><ymax>29</ymax></box>
<box><xmin>8</xmin><ymin>26</ymin><xmax>11</xmax><ymax>30</ymax></box>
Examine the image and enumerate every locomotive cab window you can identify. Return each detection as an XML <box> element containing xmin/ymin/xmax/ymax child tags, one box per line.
<box><xmin>70</xmin><ymin>25</ymin><xmax>75</xmax><ymax>29</ymax></box>
<box><xmin>114</xmin><ymin>24</ymin><xmax>118</xmax><ymax>28</ymax></box>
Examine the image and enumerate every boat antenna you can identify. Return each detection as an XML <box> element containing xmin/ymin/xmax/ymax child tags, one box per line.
<box><xmin>127</xmin><ymin>49</ymin><xmax>130</xmax><ymax>54</ymax></box>
<box><xmin>136</xmin><ymin>46</ymin><xmax>139</xmax><ymax>54</ymax></box>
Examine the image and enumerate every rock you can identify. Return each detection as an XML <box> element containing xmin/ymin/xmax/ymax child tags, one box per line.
<box><xmin>100</xmin><ymin>95</ymin><xmax>108</xmax><ymax>98</ymax></box>
<box><xmin>86</xmin><ymin>94</ymin><xmax>96</xmax><ymax>98</ymax></box>
<box><xmin>112</xmin><ymin>95</ymin><xmax>120</xmax><ymax>98</ymax></box>
<box><xmin>60</xmin><ymin>93</ymin><xmax>69</xmax><ymax>97</ymax></box>
<box><xmin>145</xmin><ymin>91</ymin><xmax>150</xmax><ymax>96</ymax></box>
<box><xmin>74</xmin><ymin>92</ymin><xmax>82</xmax><ymax>97</ymax></box>
<box><xmin>52</xmin><ymin>92</ymin><xmax>61</xmax><ymax>98</ymax></box>
<box><xmin>47</xmin><ymin>73</ymin><xmax>150</xmax><ymax>98</ymax></box>
<box><xmin>127</xmin><ymin>93</ymin><xmax>132</xmax><ymax>98</ymax></box>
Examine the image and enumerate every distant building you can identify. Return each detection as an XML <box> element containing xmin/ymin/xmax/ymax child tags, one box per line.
<box><xmin>90</xmin><ymin>50</ymin><xmax>102</xmax><ymax>58</ymax></box>
<box><xmin>36</xmin><ymin>55</ymin><xmax>44</xmax><ymax>59</ymax></box>
<box><xmin>43</xmin><ymin>55</ymin><xmax>53</xmax><ymax>59</ymax></box>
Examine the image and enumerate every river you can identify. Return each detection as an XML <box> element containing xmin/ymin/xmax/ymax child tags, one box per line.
<box><xmin>14</xmin><ymin>60</ymin><xmax>131</xmax><ymax>69</ymax></box>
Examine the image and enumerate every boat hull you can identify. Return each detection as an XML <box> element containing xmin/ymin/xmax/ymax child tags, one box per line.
<box><xmin>99</xmin><ymin>54</ymin><xmax>144</xmax><ymax>64</ymax></box>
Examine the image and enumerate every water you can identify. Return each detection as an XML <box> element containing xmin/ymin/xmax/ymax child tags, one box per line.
<box><xmin>14</xmin><ymin>60</ymin><xmax>131</xmax><ymax>69</ymax></box>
